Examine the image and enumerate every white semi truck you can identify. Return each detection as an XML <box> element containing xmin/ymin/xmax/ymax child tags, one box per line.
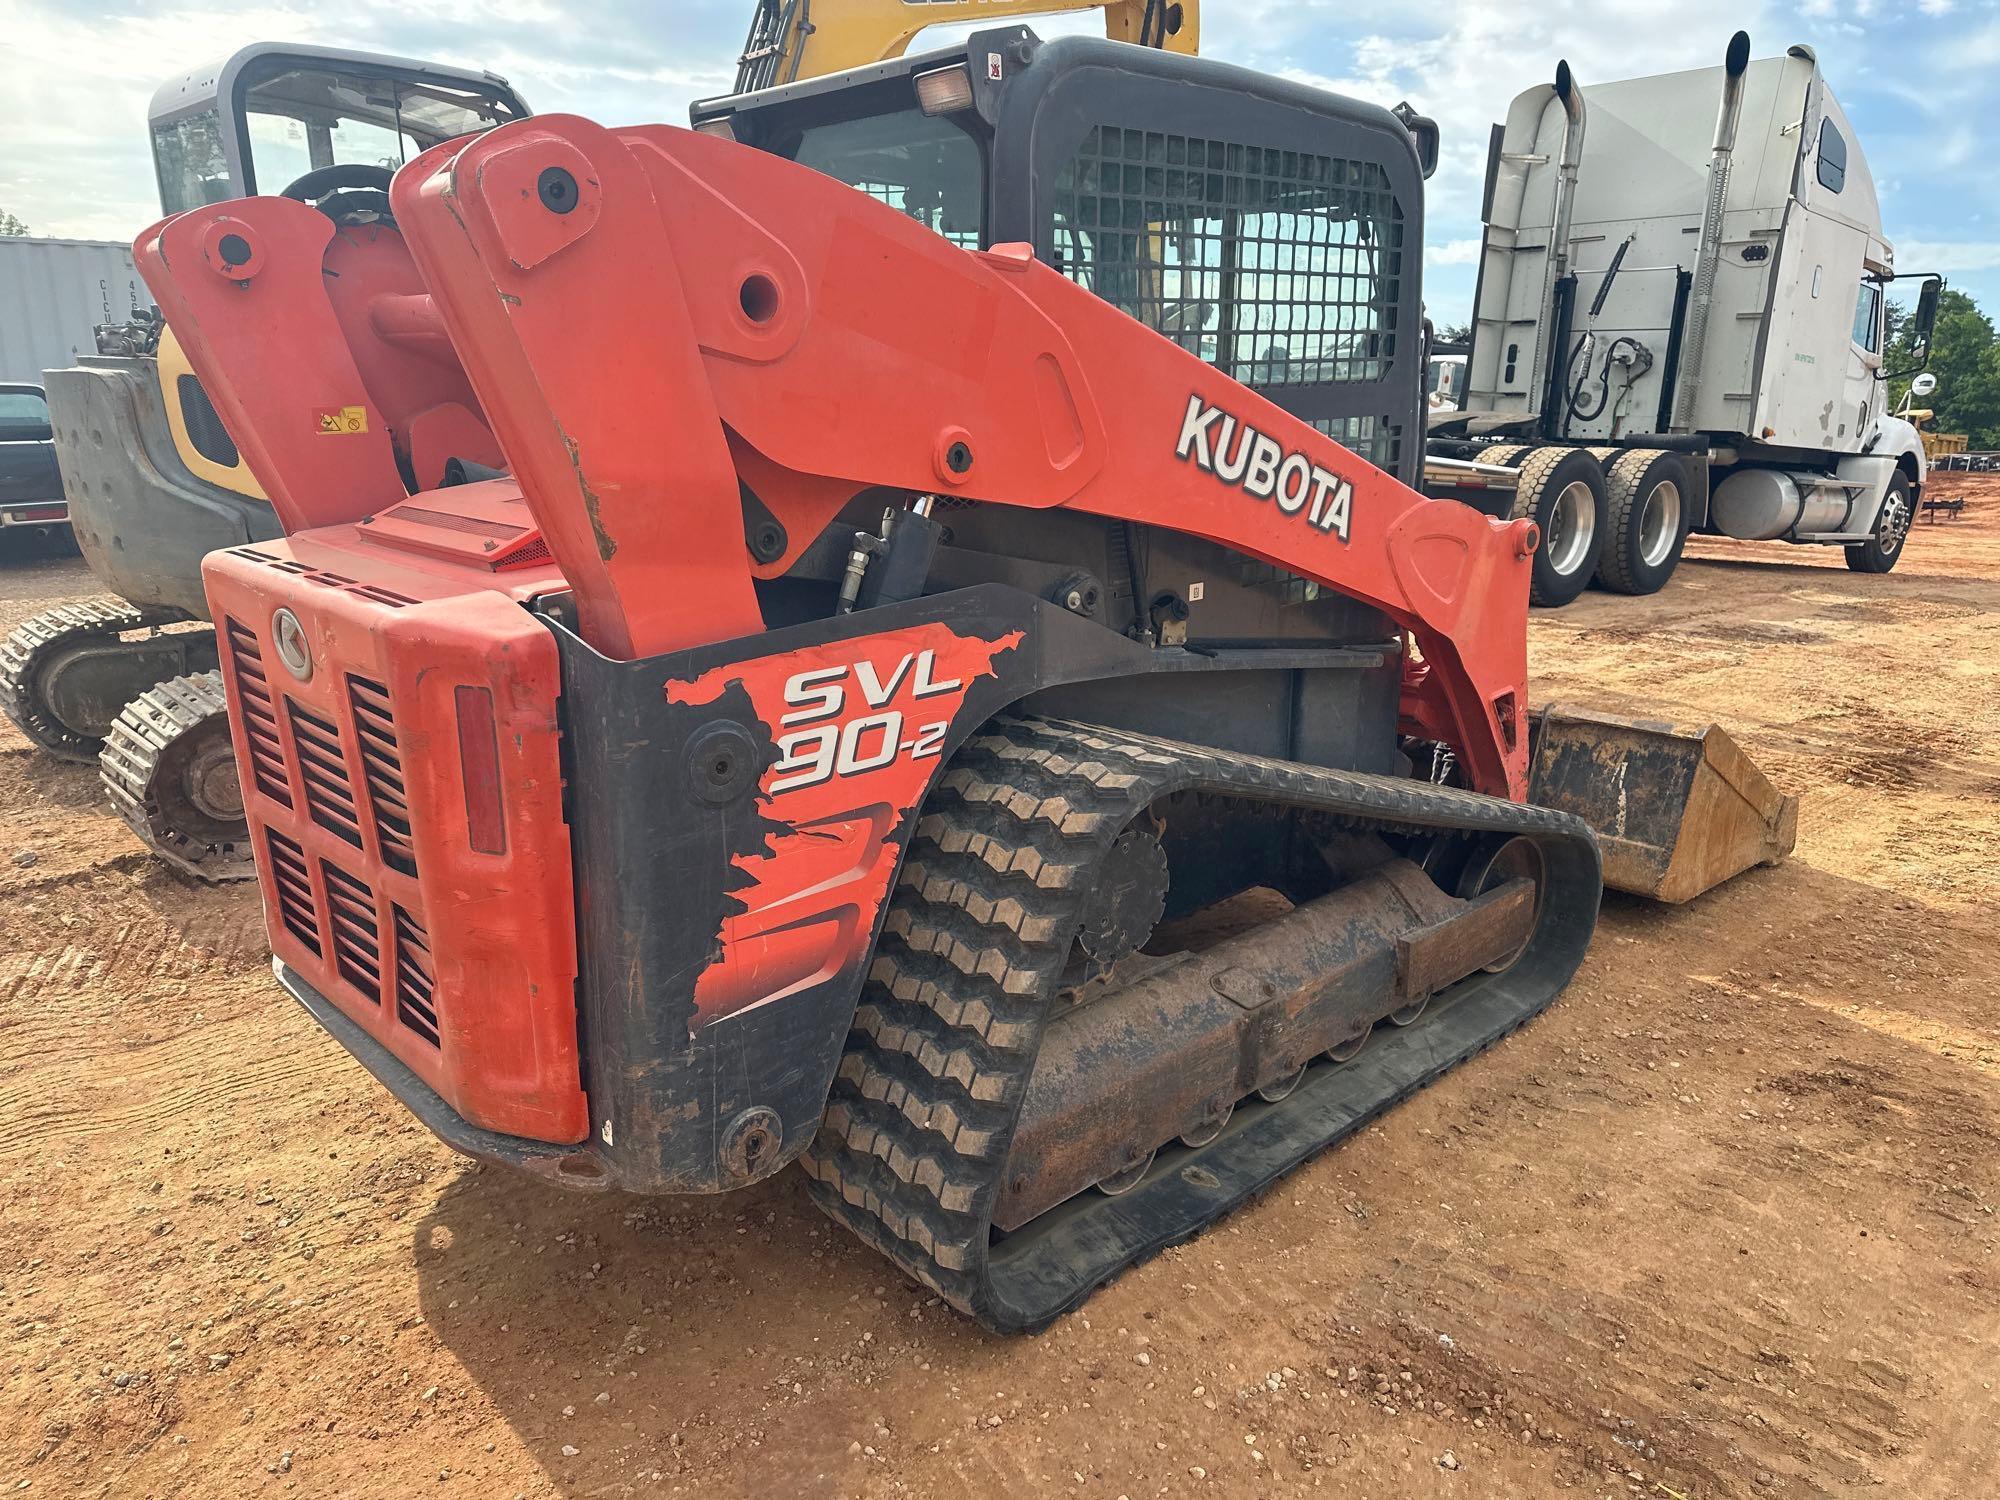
<box><xmin>1424</xmin><ymin>32</ymin><xmax>1942</xmax><ymax>605</ymax></box>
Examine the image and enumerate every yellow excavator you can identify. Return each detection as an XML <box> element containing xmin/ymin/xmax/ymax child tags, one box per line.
<box><xmin>734</xmin><ymin>0</ymin><xmax>1197</xmax><ymax>91</ymax></box>
<box><xmin>2</xmin><ymin>46</ymin><xmax>529</xmax><ymax>876</ymax></box>
<box><xmin>6</xmin><ymin>9</ymin><xmax>1202</xmax><ymax>881</ymax></box>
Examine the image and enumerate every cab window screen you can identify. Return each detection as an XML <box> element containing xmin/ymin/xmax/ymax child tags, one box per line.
<box><xmin>1049</xmin><ymin>127</ymin><xmax>1404</xmax><ymax>390</ymax></box>
<box><xmin>236</xmin><ymin>68</ymin><xmax>522</xmax><ymax>196</ymax></box>
<box><xmin>789</xmin><ymin>108</ymin><xmax>983</xmax><ymax>248</ymax></box>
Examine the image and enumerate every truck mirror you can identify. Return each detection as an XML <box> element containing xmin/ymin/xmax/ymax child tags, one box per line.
<box><xmin>1911</xmin><ymin>277</ymin><xmax>1942</xmax><ymax>361</ymax></box>
<box><xmin>1911</xmin><ymin>371</ymin><xmax>1938</xmax><ymax>398</ymax></box>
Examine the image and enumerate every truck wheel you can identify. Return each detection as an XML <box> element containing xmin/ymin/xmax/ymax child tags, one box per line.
<box><xmin>1845</xmin><ymin>473</ymin><xmax>1913</xmax><ymax>574</ymax></box>
<box><xmin>1596</xmin><ymin>449</ymin><xmax>1689</xmax><ymax>595</ymax></box>
<box><xmin>1509</xmin><ymin>447</ymin><xmax>1608</xmax><ymax>607</ymax></box>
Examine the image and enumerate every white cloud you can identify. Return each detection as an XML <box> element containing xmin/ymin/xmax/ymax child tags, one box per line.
<box><xmin>1428</xmin><ymin>239</ymin><xmax>1483</xmax><ymax>266</ymax></box>
<box><xmin>1</xmin><ymin>0</ymin><xmax>1994</xmax><ymax>321</ymax></box>
<box><xmin>1894</xmin><ymin>239</ymin><xmax>2000</xmax><ymax>273</ymax></box>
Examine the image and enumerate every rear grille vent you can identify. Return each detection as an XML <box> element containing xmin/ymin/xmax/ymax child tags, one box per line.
<box><xmin>227</xmin><ymin>548</ymin><xmax>420</xmax><ymax>608</ymax></box>
<box><xmin>348</xmin><ymin>676</ymin><xmax>416</xmax><ymax>876</ymax></box>
<box><xmin>393</xmin><ymin>906</ymin><xmax>439</xmax><ymax>1047</ymax></box>
<box><xmin>224</xmin><ymin>619</ymin><xmax>291</xmax><ymax>807</ymax></box>
<box><xmin>500</xmin><ymin>536</ymin><xmax>551</xmax><ymax>569</ymax></box>
<box><xmin>322</xmin><ymin>860</ymin><xmax>382</xmax><ymax>1000</ymax></box>
<box><xmin>265</xmin><ymin>831</ymin><xmax>319</xmax><ymax>954</ymax></box>
<box><xmin>287</xmin><ymin>700</ymin><xmax>363</xmax><ymax>849</ymax></box>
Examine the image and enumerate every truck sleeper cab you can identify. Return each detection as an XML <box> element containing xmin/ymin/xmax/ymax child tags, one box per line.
<box><xmin>1431</xmin><ymin>34</ymin><xmax>1942</xmax><ymax>596</ymax></box>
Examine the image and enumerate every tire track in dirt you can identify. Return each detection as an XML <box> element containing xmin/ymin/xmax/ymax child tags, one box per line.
<box><xmin>0</xmin><ymin>1008</ymin><xmax>327</xmax><ymax>1162</ymax></box>
<box><xmin>0</xmin><ymin>866</ymin><xmax>268</xmax><ymax>1006</ymax></box>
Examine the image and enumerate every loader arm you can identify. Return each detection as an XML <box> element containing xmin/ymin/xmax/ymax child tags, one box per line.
<box><xmin>424</xmin><ymin>119</ymin><xmax>1536</xmax><ymax>797</ymax></box>
<box><xmin>735</xmin><ymin>0</ymin><xmax>1198</xmax><ymax>91</ymax></box>
<box><xmin>140</xmin><ymin>115</ymin><xmax>1538</xmax><ymax>801</ymax></box>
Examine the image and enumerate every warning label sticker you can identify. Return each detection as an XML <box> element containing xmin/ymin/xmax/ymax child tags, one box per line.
<box><xmin>314</xmin><ymin>405</ymin><xmax>368</xmax><ymax>435</ymax></box>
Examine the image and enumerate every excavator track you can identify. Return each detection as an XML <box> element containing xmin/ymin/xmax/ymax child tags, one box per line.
<box><xmin>0</xmin><ymin>600</ymin><xmax>186</xmax><ymax>760</ymax></box>
<box><xmin>802</xmin><ymin>716</ymin><xmax>1601</xmax><ymax>1332</ymax></box>
<box><xmin>100</xmin><ymin>670</ymin><xmax>254</xmax><ymax>881</ymax></box>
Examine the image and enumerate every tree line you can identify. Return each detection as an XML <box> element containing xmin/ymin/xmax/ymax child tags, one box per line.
<box><xmin>1886</xmin><ymin>288</ymin><xmax>2000</xmax><ymax>449</ymax></box>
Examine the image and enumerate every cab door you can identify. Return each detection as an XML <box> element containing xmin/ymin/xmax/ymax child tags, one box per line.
<box><xmin>1844</xmin><ymin>277</ymin><xmax>1884</xmax><ymax>443</ymax></box>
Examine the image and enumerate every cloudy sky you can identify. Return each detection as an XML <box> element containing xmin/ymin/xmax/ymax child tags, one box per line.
<box><xmin>1</xmin><ymin>0</ymin><xmax>1993</xmax><ymax>324</ymax></box>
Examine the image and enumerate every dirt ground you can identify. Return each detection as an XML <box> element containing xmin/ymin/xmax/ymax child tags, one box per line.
<box><xmin>2</xmin><ymin>488</ymin><xmax>1996</xmax><ymax>1500</ymax></box>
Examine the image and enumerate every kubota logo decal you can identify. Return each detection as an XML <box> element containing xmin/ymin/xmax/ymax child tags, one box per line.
<box><xmin>1175</xmin><ymin>393</ymin><xmax>1354</xmax><ymax>541</ymax></box>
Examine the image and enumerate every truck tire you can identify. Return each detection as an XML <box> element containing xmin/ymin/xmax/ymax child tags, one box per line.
<box><xmin>1845</xmin><ymin>472</ymin><xmax>1913</xmax><ymax>574</ymax></box>
<box><xmin>1508</xmin><ymin>447</ymin><xmax>1608</xmax><ymax>608</ymax></box>
<box><xmin>1595</xmin><ymin>449</ymin><xmax>1690</xmax><ymax>595</ymax></box>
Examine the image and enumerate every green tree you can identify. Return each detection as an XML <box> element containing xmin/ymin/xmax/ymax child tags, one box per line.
<box><xmin>0</xmin><ymin>209</ymin><xmax>27</xmax><ymax>237</ymax></box>
<box><xmin>1885</xmin><ymin>287</ymin><xmax>2000</xmax><ymax>448</ymax></box>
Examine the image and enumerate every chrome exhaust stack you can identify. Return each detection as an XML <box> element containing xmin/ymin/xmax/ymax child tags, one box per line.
<box><xmin>1528</xmin><ymin>60</ymin><xmax>1588</xmax><ymax>420</ymax></box>
<box><xmin>1670</xmin><ymin>30</ymin><xmax>1754</xmax><ymax>432</ymax></box>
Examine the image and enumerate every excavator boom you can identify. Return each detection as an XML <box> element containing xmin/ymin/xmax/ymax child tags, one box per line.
<box><xmin>734</xmin><ymin>0</ymin><xmax>1197</xmax><ymax>91</ymax></box>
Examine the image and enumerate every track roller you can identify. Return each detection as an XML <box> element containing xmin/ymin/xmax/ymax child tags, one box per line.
<box><xmin>100</xmin><ymin>670</ymin><xmax>254</xmax><ymax>881</ymax></box>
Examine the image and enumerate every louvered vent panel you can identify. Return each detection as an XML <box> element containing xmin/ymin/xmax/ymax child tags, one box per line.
<box><xmin>347</xmin><ymin>677</ymin><xmax>417</xmax><ymax>877</ymax></box>
<box><xmin>224</xmin><ymin>619</ymin><xmax>291</xmax><ymax>807</ymax></box>
<box><xmin>322</xmin><ymin>860</ymin><xmax>382</xmax><ymax>1002</ymax></box>
<box><xmin>286</xmin><ymin>700</ymin><xmax>363</xmax><ymax>849</ymax></box>
<box><xmin>393</xmin><ymin>906</ymin><xmax>439</xmax><ymax>1048</ymax></box>
<box><xmin>264</xmin><ymin>830</ymin><xmax>319</xmax><ymax>955</ymax></box>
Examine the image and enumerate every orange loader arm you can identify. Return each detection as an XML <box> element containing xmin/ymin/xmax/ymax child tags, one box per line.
<box><xmin>138</xmin><ymin>114</ymin><xmax>1540</xmax><ymax>800</ymax></box>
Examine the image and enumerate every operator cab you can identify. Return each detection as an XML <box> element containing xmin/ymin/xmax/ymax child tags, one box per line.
<box><xmin>694</xmin><ymin>27</ymin><xmax>1437</xmax><ymax>485</ymax></box>
<box><xmin>149</xmin><ymin>44</ymin><xmax>529</xmax><ymax>215</ymax></box>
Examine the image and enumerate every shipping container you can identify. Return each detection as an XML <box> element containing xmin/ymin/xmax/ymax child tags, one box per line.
<box><xmin>0</xmin><ymin>237</ymin><xmax>150</xmax><ymax>385</ymax></box>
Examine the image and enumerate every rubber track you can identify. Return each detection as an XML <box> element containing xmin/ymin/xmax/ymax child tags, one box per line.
<box><xmin>100</xmin><ymin>670</ymin><xmax>254</xmax><ymax>881</ymax></box>
<box><xmin>0</xmin><ymin>599</ymin><xmax>183</xmax><ymax>760</ymax></box>
<box><xmin>801</xmin><ymin>716</ymin><xmax>1601</xmax><ymax>1332</ymax></box>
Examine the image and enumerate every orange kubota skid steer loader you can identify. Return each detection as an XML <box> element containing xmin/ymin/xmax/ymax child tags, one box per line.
<box><xmin>136</xmin><ymin>31</ymin><xmax>1792</xmax><ymax>1331</ymax></box>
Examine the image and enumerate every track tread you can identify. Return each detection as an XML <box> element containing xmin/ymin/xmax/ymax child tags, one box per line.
<box><xmin>0</xmin><ymin>599</ymin><xmax>182</xmax><ymax>759</ymax></box>
<box><xmin>803</xmin><ymin>721</ymin><xmax>1152</xmax><ymax>1312</ymax></box>
<box><xmin>99</xmin><ymin>670</ymin><xmax>254</xmax><ymax>882</ymax></box>
<box><xmin>801</xmin><ymin>716</ymin><xmax>1599</xmax><ymax>1330</ymax></box>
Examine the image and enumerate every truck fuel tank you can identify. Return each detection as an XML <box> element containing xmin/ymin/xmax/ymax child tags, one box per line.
<box><xmin>1710</xmin><ymin>467</ymin><xmax>1852</xmax><ymax>541</ymax></box>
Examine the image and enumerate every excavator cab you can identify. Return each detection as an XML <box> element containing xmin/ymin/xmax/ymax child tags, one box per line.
<box><xmin>734</xmin><ymin>0</ymin><xmax>1199</xmax><ymax>92</ymax></box>
<box><xmin>8</xmin><ymin>47</ymin><xmax>527</xmax><ymax>879</ymax></box>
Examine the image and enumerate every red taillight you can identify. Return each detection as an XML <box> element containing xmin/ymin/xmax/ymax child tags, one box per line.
<box><xmin>7</xmin><ymin>505</ymin><xmax>66</xmax><ymax>523</ymax></box>
<box><xmin>454</xmin><ymin>685</ymin><xmax>506</xmax><ymax>854</ymax></box>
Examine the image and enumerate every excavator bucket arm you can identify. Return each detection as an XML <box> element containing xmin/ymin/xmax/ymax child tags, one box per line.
<box><xmin>734</xmin><ymin>0</ymin><xmax>1198</xmax><ymax>92</ymax></box>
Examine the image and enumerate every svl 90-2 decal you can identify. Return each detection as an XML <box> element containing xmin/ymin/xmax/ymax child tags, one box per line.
<box><xmin>665</xmin><ymin>623</ymin><xmax>1023</xmax><ymax>1028</ymax></box>
<box><xmin>771</xmin><ymin>648</ymin><xmax>964</xmax><ymax>793</ymax></box>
